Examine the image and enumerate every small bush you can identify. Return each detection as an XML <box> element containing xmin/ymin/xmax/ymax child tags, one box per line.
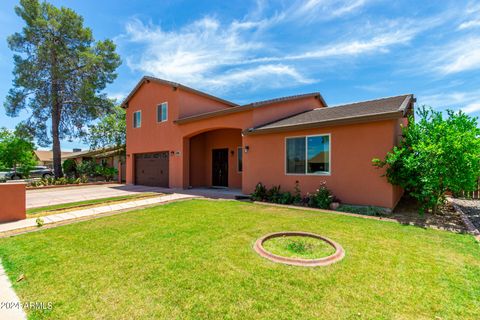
<box><xmin>62</xmin><ymin>159</ymin><xmax>77</xmax><ymax>178</ymax></box>
<box><xmin>308</xmin><ymin>182</ymin><xmax>333</xmax><ymax>209</ymax></box>
<box><xmin>279</xmin><ymin>191</ymin><xmax>294</xmax><ymax>204</ymax></box>
<box><xmin>293</xmin><ymin>181</ymin><xmax>302</xmax><ymax>204</ymax></box>
<box><xmin>251</xmin><ymin>183</ymin><xmax>267</xmax><ymax>201</ymax></box>
<box><xmin>96</xmin><ymin>165</ymin><xmax>117</xmax><ymax>181</ymax></box>
<box><xmin>266</xmin><ymin>185</ymin><xmax>282</xmax><ymax>203</ymax></box>
<box><xmin>35</xmin><ymin>217</ymin><xmax>44</xmax><ymax>227</ymax></box>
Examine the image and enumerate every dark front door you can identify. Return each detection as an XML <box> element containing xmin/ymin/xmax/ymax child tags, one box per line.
<box><xmin>135</xmin><ymin>152</ymin><xmax>169</xmax><ymax>187</ymax></box>
<box><xmin>212</xmin><ymin>148</ymin><xmax>228</xmax><ymax>187</ymax></box>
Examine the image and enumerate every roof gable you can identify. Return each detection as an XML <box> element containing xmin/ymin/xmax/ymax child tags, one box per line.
<box><xmin>121</xmin><ymin>76</ymin><xmax>238</xmax><ymax>108</ymax></box>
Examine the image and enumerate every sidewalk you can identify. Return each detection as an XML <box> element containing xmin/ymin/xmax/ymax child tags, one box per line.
<box><xmin>0</xmin><ymin>193</ymin><xmax>198</xmax><ymax>234</ymax></box>
<box><xmin>0</xmin><ymin>261</ymin><xmax>26</xmax><ymax>320</ymax></box>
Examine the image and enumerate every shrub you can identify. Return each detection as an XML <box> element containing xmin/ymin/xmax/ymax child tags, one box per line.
<box><xmin>279</xmin><ymin>191</ymin><xmax>294</xmax><ymax>204</ymax></box>
<box><xmin>76</xmin><ymin>161</ymin><xmax>97</xmax><ymax>177</ymax></box>
<box><xmin>35</xmin><ymin>217</ymin><xmax>44</xmax><ymax>227</ymax></box>
<box><xmin>293</xmin><ymin>180</ymin><xmax>302</xmax><ymax>204</ymax></box>
<box><xmin>308</xmin><ymin>182</ymin><xmax>333</xmax><ymax>209</ymax></box>
<box><xmin>251</xmin><ymin>182</ymin><xmax>267</xmax><ymax>201</ymax></box>
<box><xmin>266</xmin><ymin>185</ymin><xmax>282</xmax><ymax>203</ymax></box>
<box><xmin>96</xmin><ymin>165</ymin><xmax>117</xmax><ymax>181</ymax></box>
<box><xmin>62</xmin><ymin>159</ymin><xmax>77</xmax><ymax>178</ymax></box>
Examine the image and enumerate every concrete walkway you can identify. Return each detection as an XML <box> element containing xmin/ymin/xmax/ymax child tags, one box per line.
<box><xmin>0</xmin><ymin>261</ymin><xmax>26</xmax><ymax>320</ymax></box>
<box><xmin>1</xmin><ymin>193</ymin><xmax>197</xmax><ymax>234</ymax></box>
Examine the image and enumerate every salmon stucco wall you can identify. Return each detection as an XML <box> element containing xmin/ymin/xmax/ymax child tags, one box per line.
<box><xmin>243</xmin><ymin>119</ymin><xmax>402</xmax><ymax>209</ymax></box>
<box><xmin>126</xmin><ymin>81</ymin><xmax>234</xmax><ymax>187</ymax></box>
<box><xmin>0</xmin><ymin>183</ymin><xmax>26</xmax><ymax>222</ymax></box>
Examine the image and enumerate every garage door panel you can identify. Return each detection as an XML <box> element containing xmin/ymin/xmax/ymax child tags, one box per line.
<box><xmin>135</xmin><ymin>152</ymin><xmax>169</xmax><ymax>187</ymax></box>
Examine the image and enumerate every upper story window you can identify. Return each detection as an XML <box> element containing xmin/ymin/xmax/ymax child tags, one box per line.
<box><xmin>133</xmin><ymin>111</ymin><xmax>141</xmax><ymax>128</ymax></box>
<box><xmin>157</xmin><ymin>102</ymin><xmax>168</xmax><ymax>122</ymax></box>
<box><xmin>286</xmin><ymin>134</ymin><xmax>330</xmax><ymax>175</ymax></box>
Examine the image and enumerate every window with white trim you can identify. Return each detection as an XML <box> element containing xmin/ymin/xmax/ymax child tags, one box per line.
<box><xmin>157</xmin><ymin>102</ymin><xmax>168</xmax><ymax>122</ymax></box>
<box><xmin>286</xmin><ymin>134</ymin><xmax>330</xmax><ymax>174</ymax></box>
<box><xmin>133</xmin><ymin>111</ymin><xmax>141</xmax><ymax>128</ymax></box>
<box><xmin>237</xmin><ymin>147</ymin><xmax>243</xmax><ymax>172</ymax></box>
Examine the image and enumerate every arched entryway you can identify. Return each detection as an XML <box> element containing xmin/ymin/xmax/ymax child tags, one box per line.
<box><xmin>188</xmin><ymin>128</ymin><xmax>243</xmax><ymax>189</ymax></box>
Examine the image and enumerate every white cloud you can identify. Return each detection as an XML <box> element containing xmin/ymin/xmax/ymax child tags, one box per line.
<box><xmin>107</xmin><ymin>92</ymin><xmax>127</xmax><ymax>102</ymax></box>
<box><xmin>290</xmin><ymin>0</ymin><xmax>368</xmax><ymax>21</ymax></box>
<box><xmin>462</xmin><ymin>102</ymin><xmax>480</xmax><ymax>113</ymax></box>
<box><xmin>458</xmin><ymin>19</ymin><xmax>480</xmax><ymax>30</ymax></box>
<box><xmin>418</xmin><ymin>91</ymin><xmax>480</xmax><ymax>114</ymax></box>
<box><xmin>119</xmin><ymin>1</ymin><xmax>434</xmax><ymax>92</ymax></box>
<box><xmin>432</xmin><ymin>37</ymin><xmax>480</xmax><ymax>75</ymax></box>
<box><xmin>123</xmin><ymin>17</ymin><xmax>286</xmax><ymax>91</ymax></box>
<box><xmin>207</xmin><ymin>64</ymin><xmax>314</xmax><ymax>89</ymax></box>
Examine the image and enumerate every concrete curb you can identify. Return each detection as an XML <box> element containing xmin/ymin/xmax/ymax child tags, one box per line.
<box><xmin>253</xmin><ymin>231</ymin><xmax>345</xmax><ymax>267</ymax></box>
<box><xmin>253</xmin><ymin>201</ymin><xmax>399</xmax><ymax>223</ymax></box>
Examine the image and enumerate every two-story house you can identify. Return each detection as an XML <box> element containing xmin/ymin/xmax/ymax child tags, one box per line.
<box><xmin>122</xmin><ymin>76</ymin><xmax>414</xmax><ymax>210</ymax></box>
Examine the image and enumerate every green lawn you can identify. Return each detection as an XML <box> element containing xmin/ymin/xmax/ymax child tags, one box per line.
<box><xmin>0</xmin><ymin>200</ymin><xmax>479</xmax><ymax>319</ymax></box>
<box><xmin>26</xmin><ymin>193</ymin><xmax>160</xmax><ymax>217</ymax></box>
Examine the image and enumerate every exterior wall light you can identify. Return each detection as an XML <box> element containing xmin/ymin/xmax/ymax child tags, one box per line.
<box><xmin>245</xmin><ymin>146</ymin><xmax>250</xmax><ymax>153</ymax></box>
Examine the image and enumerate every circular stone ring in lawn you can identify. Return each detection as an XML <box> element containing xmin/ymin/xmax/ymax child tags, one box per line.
<box><xmin>254</xmin><ymin>231</ymin><xmax>345</xmax><ymax>267</ymax></box>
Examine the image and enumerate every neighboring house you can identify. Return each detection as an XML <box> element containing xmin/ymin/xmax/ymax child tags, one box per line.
<box><xmin>66</xmin><ymin>147</ymin><xmax>126</xmax><ymax>181</ymax></box>
<box><xmin>34</xmin><ymin>150</ymin><xmax>74</xmax><ymax>167</ymax></box>
<box><xmin>122</xmin><ymin>76</ymin><xmax>414</xmax><ymax>209</ymax></box>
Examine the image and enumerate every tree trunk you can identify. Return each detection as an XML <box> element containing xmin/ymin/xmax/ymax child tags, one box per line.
<box><xmin>51</xmin><ymin>48</ymin><xmax>63</xmax><ymax>178</ymax></box>
<box><xmin>51</xmin><ymin>106</ymin><xmax>63</xmax><ymax>178</ymax></box>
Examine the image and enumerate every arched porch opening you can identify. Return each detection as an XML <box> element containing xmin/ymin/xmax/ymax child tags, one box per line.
<box><xmin>188</xmin><ymin>128</ymin><xmax>243</xmax><ymax>189</ymax></box>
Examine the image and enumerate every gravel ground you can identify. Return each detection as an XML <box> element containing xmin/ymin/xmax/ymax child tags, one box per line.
<box><xmin>450</xmin><ymin>198</ymin><xmax>480</xmax><ymax>231</ymax></box>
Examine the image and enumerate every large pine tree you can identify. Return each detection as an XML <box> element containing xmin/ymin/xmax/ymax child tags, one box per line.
<box><xmin>4</xmin><ymin>0</ymin><xmax>121</xmax><ymax>177</ymax></box>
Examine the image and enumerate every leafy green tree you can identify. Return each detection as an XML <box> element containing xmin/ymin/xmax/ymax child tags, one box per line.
<box><xmin>373</xmin><ymin>106</ymin><xmax>480</xmax><ymax>214</ymax></box>
<box><xmin>0</xmin><ymin>128</ymin><xmax>37</xmax><ymax>176</ymax></box>
<box><xmin>86</xmin><ymin>105</ymin><xmax>126</xmax><ymax>151</ymax></box>
<box><xmin>4</xmin><ymin>0</ymin><xmax>121</xmax><ymax>178</ymax></box>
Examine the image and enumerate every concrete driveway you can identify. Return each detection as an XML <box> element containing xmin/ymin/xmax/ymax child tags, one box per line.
<box><xmin>26</xmin><ymin>184</ymin><xmax>166</xmax><ymax>209</ymax></box>
<box><xmin>26</xmin><ymin>184</ymin><xmax>245</xmax><ymax>209</ymax></box>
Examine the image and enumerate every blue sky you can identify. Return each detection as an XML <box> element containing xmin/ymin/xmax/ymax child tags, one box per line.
<box><xmin>0</xmin><ymin>0</ymin><xmax>479</xmax><ymax>150</ymax></box>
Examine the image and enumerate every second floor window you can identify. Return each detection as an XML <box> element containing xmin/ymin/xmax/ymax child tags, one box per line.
<box><xmin>157</xmin><ymin>102</ymin><xmax>168</xmax><ymax>122</ymax></box>
<box><xmin>133</xmin><ymin>111</ymin><xmax>141</xmax><ymax>128</ymax></box>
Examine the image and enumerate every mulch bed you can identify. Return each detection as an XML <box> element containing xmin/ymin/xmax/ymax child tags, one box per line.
<box><xmin>389</xmin><ymin>196</ymin><xmax>468</xmax><ymax>233</ymax></box>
